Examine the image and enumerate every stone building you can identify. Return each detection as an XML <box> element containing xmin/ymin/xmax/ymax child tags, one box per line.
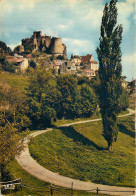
<box><xmin>80</xmin><ymin>54</ymin><xmax>98</xmax><ymax>71</ymax></box>
<box><xmin>81</xmin><ymin>69</ymin><xmax>96</xmax><ymax>79</ymax></box>
<box><xmin>6</xmin><ymin>55</ymin><xmax>29</xmax><ymax>73</ymax></box>
<box><xmin>71</xmin><ymin>55</ymin><xmax>81</xmax><ymax>67</ymax></box>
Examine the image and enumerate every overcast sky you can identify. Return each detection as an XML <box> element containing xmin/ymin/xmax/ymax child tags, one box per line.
<box><xmin>0</xmin><ymin>0</ymin><xmax>135</xmax><ymax>80</ymax></box>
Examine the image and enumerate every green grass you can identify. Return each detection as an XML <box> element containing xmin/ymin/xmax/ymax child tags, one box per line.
<box><xmin>0</xmin><ymin>71</ymin><xmax>29</xmax><ymax>91</ymax></box>
<box><xmin>4</xmin><ymin>160</ymin><xmax>106</xmax><ymax>195</ymax></box>
<box><xmin>29</xmin><ymin>115</ymin><xmax>135</xmax><ymax>187</ymax></box>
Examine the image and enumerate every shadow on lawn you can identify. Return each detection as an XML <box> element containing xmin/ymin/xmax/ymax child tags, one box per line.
<box><xmin>118</xmin><ymin>124</ymin><xmax>135</xmax><ymax>138</ymax></box>
<box><xmin>57</xmin><ymin>126</ymin><xmax>106</xmax><ymax>151</ymax></box>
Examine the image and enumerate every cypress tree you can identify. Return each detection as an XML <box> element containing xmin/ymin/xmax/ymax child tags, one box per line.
<box><xmin>96</xmin><ymin>0</ymin><xmax>123</xmax><ymax>151</ymax></box>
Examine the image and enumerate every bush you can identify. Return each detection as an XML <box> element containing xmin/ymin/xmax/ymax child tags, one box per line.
<box><xmin>119</xmin><ymin>88</ymin><xmax>129</xmax><ymax>111</ymax></box>
<box><xmin>29</xmin><ymin>60</ymin><xmax>36</xmax><ymax>69</ymax></box>
<box><xmin>2</xmin><ymin>61</ymin><xmax>16</xmax><ymax>73</ymax></box>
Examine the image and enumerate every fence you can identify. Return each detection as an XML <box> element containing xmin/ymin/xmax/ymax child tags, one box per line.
<box><xmin>0</xmin><ymin>179</ymin><xmax>135</xmax><ymax>195</ymax></box>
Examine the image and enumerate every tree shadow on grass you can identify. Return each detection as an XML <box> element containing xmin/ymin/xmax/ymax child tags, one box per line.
<box><xmin>57</xmin><ymin>126</ymin><xmax>106</xmax><ymax>151</ymax></box>
<box><xmin>118</xmin><ymin>124</ymin><xmax>135</xmax><ymax>138</ymax></box>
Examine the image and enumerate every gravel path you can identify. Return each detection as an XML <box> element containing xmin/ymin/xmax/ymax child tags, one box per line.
<box><xmin>16</xmin><ymin>109</ymin><xmax>135</xmax><ymax>196</ymax></box>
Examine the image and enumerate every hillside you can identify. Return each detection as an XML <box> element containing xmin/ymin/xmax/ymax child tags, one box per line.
<box><xmin>29</xmin><ymin>115</ymin><xmax>135</xmax><ymax>187</ymax></box>
<box><xmin>0</xmin><ymin>71</ymin><xmax>29</xmax><ymax>91</ymax></box>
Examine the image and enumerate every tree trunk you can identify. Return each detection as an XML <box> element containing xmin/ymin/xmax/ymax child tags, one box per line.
<box><xmin>108</xmin><ymin>143</ymin><xmax>112</xmax><ymax>151</ymax></box>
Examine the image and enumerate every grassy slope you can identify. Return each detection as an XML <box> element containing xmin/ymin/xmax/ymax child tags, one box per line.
<box><xmin>5</xmin><ymin>160</ymin><xmax>103</xmax><ymax>196</ymax></box>
<box><xmin>29</xmin><ymin>115</ymin><xmax>135</xmax><ymax>187</ymax></box>
<box><xmin>0</xmin><ymin>71</ymin><xmax>29</xmax><ymax>91</ymax></box>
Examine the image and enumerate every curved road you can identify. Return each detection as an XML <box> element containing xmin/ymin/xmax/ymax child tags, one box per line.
<box><xmin>16</xmin><ymin>109</ymin><xmax>135</xmax><ymax>196</ymax></box>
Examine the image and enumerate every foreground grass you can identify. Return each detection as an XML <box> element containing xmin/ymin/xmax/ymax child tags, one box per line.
<box><xmin>0</xmin><ymin>71</ymin><xmax>29</xmax><ymax>91</ymax></box>
<box><xmin>29</xmin><ymin>115</ymin><xmax>135</xmax><ymax>187</ymax></box>
<box><xmin>4</xmin><ymin>160</ymin><xmax>105</xmax><ymax>196</ymax></box>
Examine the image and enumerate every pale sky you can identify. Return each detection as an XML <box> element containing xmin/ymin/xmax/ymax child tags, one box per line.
<box><xmin>0</xmin><ymin>0</ymin><xmax>135</xmax><ymax>81</ymax></box>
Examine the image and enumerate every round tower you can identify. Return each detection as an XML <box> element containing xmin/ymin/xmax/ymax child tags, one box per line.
<box><xmin>50</xmin><ymin>38</ymin><xmax>64</xmax><ymax>56</ymax></box>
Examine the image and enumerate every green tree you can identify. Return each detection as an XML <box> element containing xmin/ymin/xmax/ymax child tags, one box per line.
<box><xmin>118</xmin><ymin>88</ymin><xmax>129</xmax><ymax>111</ymax></box>
<box><xmin>96</xmin><ymin>0</ymin><xmax>123</xmax><ymax>151</ymax></box>
<box><xmin>0</xmin><ymin>41</ymin><xmax>11</xmax><ymax>56</ymax></box>
<box><xmin>79</xmin><ymin>84</ymin><xmax>97</xmax><ymax>118</ymax></box>
<box><xmin>2</xmin><ymin>61</ymin><xmax>16</xmax><ymax>73</ymax></box>
<box><xmin>0</xmin><ymin>81</ymin><xmax>30</xmax><ymax>131</ymax></box>
<box><xmin>0</xmin><ymin>124</ymin><xmax>24</xmax><ymax>194</ymax></box>
<box><xmin>56</xmin><ymin>74</ymin><xmax>78</xmax><ymax>119</ymax></box>
<box><xmin>28</xmin><ymin>67</ymin><xmax>59</xmax><ymax>128</ymax></box>
<box><xmin>29</xmin><ymin>60</ymin><xmax>36</xmax><ymax>69</ymax></box>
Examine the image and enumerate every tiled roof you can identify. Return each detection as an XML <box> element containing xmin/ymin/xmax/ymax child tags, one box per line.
<box><xmin>15</xmin><ymin>59</ymin><xmax>24</xmax><ymax>63</ymax></box>
<box><xmin>80</xmin><ymin>55</ymin><xmax>92</xmax><ymax>63</ymax></box>
<box><xmin>6</xmin><ymin>55</ymin><xmax>24</xmax><ymax>63</ymax></box>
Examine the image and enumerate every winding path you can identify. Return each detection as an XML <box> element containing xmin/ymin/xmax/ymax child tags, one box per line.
<box><xmin>16</xmin><ymin>109</ymin><xmax>135</xmax><ymax>196</ymax></box>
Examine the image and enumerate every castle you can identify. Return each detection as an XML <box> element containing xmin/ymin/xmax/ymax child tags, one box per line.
<box><xmin>15</xmin><ymin>31</ymin><xmax>67</xmax><ymax>58</ymax></box>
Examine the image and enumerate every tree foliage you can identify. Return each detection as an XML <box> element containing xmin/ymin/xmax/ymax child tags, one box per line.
<box><xmin>57</xmin><ymin>74</ymin><xmax>78</xmax><ymax>119</ymax></box>
<box><xmin>0</xmin><ymin>41</ymin><xmax>11</xmax><ymax>56</ymax></box>
<box><xmin>96</xmin><ymin>0</ymin><xmax>123</xmax><ymax>150</ymax></box>
<box><xmin>57</xmin><ymin>75</ymin><xmax>97</xmax><ymax>119</ymax></box>
<box><xmin>28</xmin><ymin>67</ymin><xmax>59</xmax><ymax>128</ymax></box>
<box><xmin>0</xmin><ymin>81</ymin><xmax>31</xmax><ymax>131</ymax></box>
<box><xmin>2</xmin><ymin>61</ymin><xmax>16</xmax><ymax>73</ymax></box>
<box><xmin>29</xmin><ymin>60</ymin><xmax>36</xmax><ymax>69</ymax></box>
<box><xmin>0</xmin><ymin>79</ymin><xmax>28</xmax><ymax>184</ymax></box>
<box><xmin>0</xmin><ymin>125</ymin><xmax>24</xmax><ymax>165</ymax></box>
<box><xmin>28</xmin><ymin>69</ymin><xmax>98</xmax><ymax>127</ymax></box>
<box><xmin>118</xmin><ymin>88</ymin><xmax>129</xmax><ymax>111</ymax></box>
<box><xmin>79</xmin><ymin>84</ymin><xmax>97</xmax><ymax>117</ymax></box>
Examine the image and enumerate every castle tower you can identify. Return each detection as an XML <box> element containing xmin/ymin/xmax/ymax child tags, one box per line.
<box><xmin>50</xmin><ymin>38</ymin><xmax>64</xmax><ymax>56</ymax></box>
<box><xmin>33</xmin><ymin>31</ymin><xmax>42</xmax><ymax>48</ymax></box>
<box><xmin>33</xmin><ymin>31</ymin><xmax>42</xmax><ymax>38</ymax></box>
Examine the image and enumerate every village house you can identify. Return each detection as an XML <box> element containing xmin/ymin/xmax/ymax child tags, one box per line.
<box><xmin>51</xmin><ymin>59</ymin><xmax>65</xmax><ymax>74</ymax></box>
<box><xmin>81</xmin><ymin>69</ymin><xmax>96</xmax><ymax>79</ymax></box>
<box><xmin>59</xmin><ymin>62</ymin><xmax>67</xmax><ymax>74</ymax></box>
<box><xmin>66</xmin><ymin>61</ymin><xmax>76</xmax><ymax>72</ymax></box>
<box><xmin>6</xmin><ymin>54</ymin><xmax>29</xmax><ymax>73</ymax></box>
<box><xmin>71</xmin><ymin>55</ymin><xmax>81</xmax><ymax>70</ymax></box>
<box><xmin>58</xmin><ymin>60</ymin><xmax>78</xmax><ymax>74</ymax></box>
<box><xmin>80</xmin><ymin>54</ymin><xmax>98</xmax><ymax>71</ymax></box>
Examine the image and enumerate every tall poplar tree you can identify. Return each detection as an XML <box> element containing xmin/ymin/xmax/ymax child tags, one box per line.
<box><xmin>96</xmin><ymin>0</ymin><xmax>123</xmax><ymax>151</ymax></box>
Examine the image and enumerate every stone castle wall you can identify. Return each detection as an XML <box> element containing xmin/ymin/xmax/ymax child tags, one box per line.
<box><xmin>20</xmin><ymin>31</ymin><xmax>67</xmax><ymax>58</ymax></box>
